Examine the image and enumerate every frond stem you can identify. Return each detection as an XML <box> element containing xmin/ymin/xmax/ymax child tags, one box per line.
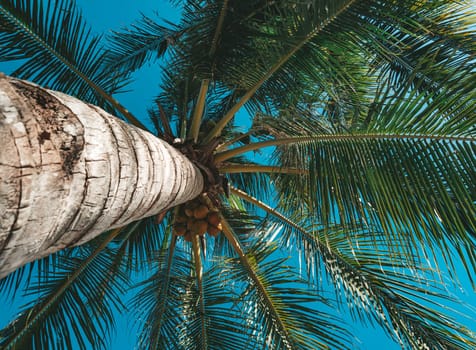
<box><xmin>239</xmin><ymin>1</ymin><xmax>277</xmax><ymax>24</ymax></box>
<box><xmin>156</xmin><ymin>100</ymin><xmax>175</xmax><ymax>140</ymax></box>
<box><xmin>191</xmin><ymin>234</ymin><xmax>208</xmax><ymax>349</ymax></box>
<box><xmin>220</xmin><ymin>164</ymin><xmax>307</xmax><ymax>175</ymax></box>
<box><xmin>230</xmin><ymin>187</ymin><xmax>305</xmax><ymax>233</ymax></box>
<box><xmin>189</xmin><ymin>0</ymin><xmax>228</xmax><ymax>143</ymax></box>
<box><xmin>83</xmin><ymin>80</ymin><xmax>146</xmax><ymax>130</ymax></box>
<box><xmin>215</xmin><ymin>130</ymin><xmax>254</xmax><ymax>151</ymax></box>
<box><xmin>180</xmin><ymin>79</ymin><xmax>189</xmax><ymax>140</ymax></box>
<box><xmin>221</xmin><ymin>219</ymin><xmax>295</xmax><ymax>348</ymax></box>
<box><xmin>214</xmin><ymin>133</ymin><xmax>474</xmax><ymax>163</ymax></box>
<box><xmin>209</xmin><ymin>0</ymin><xmax>229</xmax><ymax>57</ymax></box>
<box><xmin>189</xmin><ymin>79</ymin><xmax>210</xmax><ymax>142</ymax></box>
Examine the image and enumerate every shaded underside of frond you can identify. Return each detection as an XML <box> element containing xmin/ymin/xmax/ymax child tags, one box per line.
<box><xmin>272</xmin><ymin>134</ymin><xmax>475</xmax><ymax>276</ymax></box>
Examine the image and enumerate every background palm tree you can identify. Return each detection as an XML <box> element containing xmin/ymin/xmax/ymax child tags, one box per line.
<box><xmin>1</xmin><ymin>0</ymin><xmax>475</xmax><ymax>349</ymax></box>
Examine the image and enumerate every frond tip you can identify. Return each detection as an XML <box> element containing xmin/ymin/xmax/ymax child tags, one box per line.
<box><xmin>0</xmin><ymin>0</ymin><xmax>146</xmax><ymax>128</ymax></box>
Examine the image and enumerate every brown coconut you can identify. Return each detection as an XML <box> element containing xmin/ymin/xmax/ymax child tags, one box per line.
<box><xmin>193</xmin><ymin>220</ymin><xmax>208</xmax><ymax>236</ymax></box>
<box><xmin>193</xmin><ymin>205</ymin><xmax>209</xmax><ymax>219</ymax></box>
<box><xmin>207</xmin><ymin>212</ymin><xmax>221</xmax><ymax>226</ymax></box>
<box><xmin>207</xmin><ymin>224</ymin><xmax>221</xmax><ymax>237</ymax></box>
<box><xmin>175</xmin><ymin>214</ymin><xmax>188</xmax><ymax>224</ymax></box>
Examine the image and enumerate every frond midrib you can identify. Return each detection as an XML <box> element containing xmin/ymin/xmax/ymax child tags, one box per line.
<box><xmin>220</xmin><ymin>164</ymin><xmax>307</xmax><ymax>175</ymax></box>
<box><xmin>221</xmin><ymin>220</ymin><xmax>298</xmax><ymax>349</ymax></box>
<box><xmin>215</xmin><ymin>132</ymin><xmax>475</xmax><ymax>162</ymax></box>
<box><xmin>191</xmin><ymin>234</ymin><xmax>208</xmax><ymax>349</ymax></box>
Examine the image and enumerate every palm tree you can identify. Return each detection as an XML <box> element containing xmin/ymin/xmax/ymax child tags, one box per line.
<box><xmin>0</xmin><ymin>0</ymin><xmax>475</xmax><ymax>349</ymax></box>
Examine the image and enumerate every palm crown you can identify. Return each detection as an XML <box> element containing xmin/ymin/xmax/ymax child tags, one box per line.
<box><xmin>0</xmin><ymin>0</ymin><xmax>475</xmax><ymax>349</ymax></box>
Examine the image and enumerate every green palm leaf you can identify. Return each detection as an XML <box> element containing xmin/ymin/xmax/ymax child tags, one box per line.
<box><xmin>113</xmin><ymin>216</ymin><xmax>169</xmax><ymax>271</ymax></box>
<box><xmin>317</xmin><ymin>228</ymin><xmax>476</xmax><ymax>349</ymax></box>
<box><xmin>0</xmin><ymin>1</ymin><xmax>112</xmax><ymax>103</ymax></box>
<box><xmin>215</xmin><ymin>54</ymin><xmax>476</xmax><ymax>282</ymax></box>
<box><xmin>132</xmin><ymin>240</ymin><xmax>191</xmax><ymax>350</ymax></box>
<box><xmin>0</xmin><ymin>229</ymin><xmax>127</xmax><ymax>350</ymax></box>
<box><xmin>0</xmin><ymin>0</ymin><xmax>147</xmax><ymax>127</ymax></box>
<box><xmin>1</xmin><ymin>0</ymin><xmax>475</xmax><ymax>349</ymax></box>
<box><xmin>104</xmin><ymin>15</ymin><xmax>184</xmax><ymax>80</ymax></box>
<box><xmin>230</xmin><ymin>187</ymin><xmax>476</xmax><ymax>348</ymax></box>
<box><xmin>177</xmin><ymin>262</ymin><xmax>257</xmax><ymax>350</ymax></box>
<box><xmin>222</xmin><ymin>221</ymin><xmax>352</xmax><ymax>350</ymax></box>
<box><xmin>132</xmin><ymin>237</ymin><xmax>255</xmax><ymax>350</ymax></box>
<box><xmin>0</xmin><ymin>246</ymin><xmax>74</xmax><ymax>301</ymax></box>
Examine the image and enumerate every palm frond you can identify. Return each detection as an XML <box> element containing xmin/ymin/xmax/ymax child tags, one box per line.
<box><xmin>231</xmin><ymin>188</ymin><xmax>476</xmax><ymax>349</ymax></box>
<box><xmin>219</xmin><ymin>156</ymin><xmax>273</xmax><ymax>203</ymax></box>
<box><xmin>189</xmin><ymin>79</ymin><xmax>210</xmax><ymax>142</ymax></box>
<box><xmin>209</xmin><ymin>203</ymin><xmax>260</xmax><ymax>258</ymax></box>
<box><xmin>176</xmin><ymin>260</ymin><xmax>259</xmax><ymax>350</ymax></box>
<box><xmin>220</xmin><ymin>164</ymin><xmax>306</xmax><ymax>175</ymax></box>
<box><xmin>132</xmin><ymin>238</ymin><xmax>254</xmax><ymax>350</ymax></box>
<box><xmin>315</xmin><ymin>228</ymin><xmax>476</xmax><ymax>349</ymax></box>
<box><xmin>189</xmin><ymin>0</ymin><xmax>473</xmax><ymax>141</ymax></box>
<box><xmin>214</xmin><ymin>52</ymin><xmax>476</xmax><ymax>282</ymax></box>
<box><xmin>197</xmin><ymin>264</ymin><xmax>256</xmax><ymax>350</ymax></box>
<box><xmin>112</xmin><ymin>216</ymin><xmax>168</xmax><ymax>272</ymax></box>
<box><xmin>278</xmin><ymin>134</ymin><xmax>474</xmax><ymax>277</ymax></box>
<box><xmin>366</xmin><ymin>2</ymin><xmax>476</xmax><ymax>97</ymax></box>
<box><xmin>132</xmin><ymin>237</ymin><xmax>189</xmax><ymax>350</ymax></box>
<box><xmin>222</xmin><ymin>219</ymin><xmax>352</xmax><ymax>349</ymax></box>
<box><xmin>0</xmin><ymin>247</ymin><xmax>74</xmax><ymax>300</ymax></box>
<box><xmin>0</xmin><ymin>229</ymin><xmax>127</xmax><ymax>350</ymax></box>
<box><xmin>0</xmin><ymin>0</ymin><xmax>146</xmax><ymax>127</ymax></box>
<box><xmin>203</xmin><ymin>0</ymin><xmax>359</xmax><ymax>141</ymax></box>
<box><xmin>191</xmin><ymin>233</ymin><xmax>208</xmax><ymax>348</ymax></box>
<box><xmin>104</xmin><ymin>14</ymin><xmax>183</xmax><ymax>80</ymax></box>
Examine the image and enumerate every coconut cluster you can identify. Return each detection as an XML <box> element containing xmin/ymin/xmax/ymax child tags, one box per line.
<box><xmin>173</xmin><ymin>197</ymin><xmax>223</xmax><ymax>242</ymax></box>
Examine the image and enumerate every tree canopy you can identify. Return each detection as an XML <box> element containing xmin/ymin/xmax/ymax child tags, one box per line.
<box><xmin>0</xmin><ymin>0</ymin><xmax>475</xmax><ymax>349</ymax></box>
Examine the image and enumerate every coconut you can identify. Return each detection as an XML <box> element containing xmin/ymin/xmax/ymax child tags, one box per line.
<box><xmin>187</xmin><ymin>219</ymin><xmax>195</xmax><ymax>230</ymax></box>
<box><xmin>193</xmin><ymin>220</ymin><xmax>208</xmax><ymax>236</ymax></box>
<box><xmin>207</xmin><ymin>212</ymin><xmax>220</xmax><ymax>226</ymax></box>
<box><xmin>207</xmin><ymin>224</ymin><xmax>220</xmax><ymax>237</ymax></box>
<box><xmin>175</xmin><ymin>214</ymin><xmax>188</xmax><ymax>224</ymax></box>
<box><xmin>194</xmin><ymin>205</ymin><xmax>209</xmax><ymax>219</ymax></box>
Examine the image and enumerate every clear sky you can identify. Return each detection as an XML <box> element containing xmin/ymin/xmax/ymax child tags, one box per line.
<box><xmin>1</xmin><ymin>1</ymin><xmax>474</xmax><ymax>349</ymax></box>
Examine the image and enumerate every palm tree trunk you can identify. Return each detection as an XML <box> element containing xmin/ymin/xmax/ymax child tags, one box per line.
<box><xmin>0</xmin><ymin>74</ymin><xmax>204</xmax><ymax>278</ymax></box>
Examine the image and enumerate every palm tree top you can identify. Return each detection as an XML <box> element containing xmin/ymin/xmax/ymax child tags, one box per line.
<box><xmin>0</xmin><ymin>0</ymin><xmax>475</xmax><ymax>349</ymax></box>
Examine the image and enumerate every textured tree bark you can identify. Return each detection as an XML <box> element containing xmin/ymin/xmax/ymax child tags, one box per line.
<box><xmin>0</xmin><ymin>74</ymin><xmax>204</xmax><ymax>278</ymax></box>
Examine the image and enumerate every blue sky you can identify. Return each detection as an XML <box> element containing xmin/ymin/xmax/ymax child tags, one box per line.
<box><xmin>1</xmin><ymin>1</ymin><xmax>475</xmax><ymax>349</ymax></box>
